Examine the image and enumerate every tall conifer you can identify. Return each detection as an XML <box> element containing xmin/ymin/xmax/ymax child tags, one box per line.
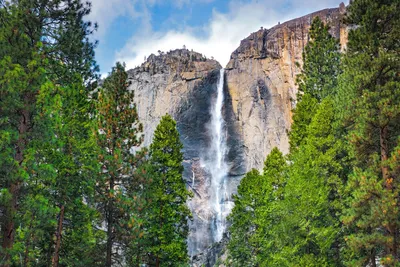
<box><xmin>96</xmin><ymin>62</ymin><xmax>143</xmax><ymax>266</ymax></box>
<box><xmin>340</xmin><ymin>0</ymin><xmax>400</xmax><ymax>265</ymax></box>
<box><xmin>144</xmin><ymin>114</ymin><xmax>192</xmax><ymax>267</ymax></box>
<box><xmin>0</xmin><ymin>1</ymin><xmax>98</xmax><ymax>264</ymax></box>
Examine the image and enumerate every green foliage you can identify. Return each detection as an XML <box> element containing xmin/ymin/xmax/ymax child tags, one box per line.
<box><xmin>95</xmin><ymin>62</ymin><xmax>143</xmax><ymax>266</ymax></box>
<box><xmin>296</xmin><ymin>16</ymin><xmax>341</xmax><ymax>101</ymax></box>
<box><xmin>0</xmin><ymin>0</ymin><xmax>100</xmax><ymax>265</ymax></box>
<box><xmin>289</xmin><ymin>93</ymin><xmax>318</xmax><ymax>150</ymax></box>
<box><xmin>283</xmin><ymin>98</ymin><xmax>346</xmax><ymax>266</ymax></box>
<box><xmin>228</xmin><ymin>149</ymin><xmax>287</xmax><ymax>266</ymax></box>
<box><xmin>144</xmin><ymin>115</ymin><xmax>192</xmax><ymax>266</ymax></box>
<box><xmin>227</xmin><ymin>169</ymin><xmax>263</xmax><ymax>266</ymax></box>
<box><xmin>339</xmin><ymin>0</ymin><xmax>400</xmax><ymax>265</ymax></box>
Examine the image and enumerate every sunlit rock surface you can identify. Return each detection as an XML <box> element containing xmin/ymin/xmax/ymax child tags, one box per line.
<box><xmin>225</xmin><ymin>4</ymin><xmax>348</xmax><ymax>174</ymax></box>
<box><xmin>127</xmin><ymin>49</ymin><xmax>224</xmax><ymax>256</ymax></box>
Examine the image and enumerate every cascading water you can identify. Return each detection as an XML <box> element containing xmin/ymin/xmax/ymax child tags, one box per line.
<box><xmin>208</xmin><ymin>68</ymin><xmax>232</xmax><ymax>242</ymax></box>
<box><xmin>188</xmin><ymin>68</ymin><xmax>233</xmax><ymax>257</ymax></box>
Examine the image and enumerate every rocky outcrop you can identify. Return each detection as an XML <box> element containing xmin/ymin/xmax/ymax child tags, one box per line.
<box><xmin>225</xmin><ymin>3</ymin><xmax>348</xmax><ymax>172</ymax></box>
<box><xmin>128</xmin><ymin>49</ymin><xmax>220</xmax><ymax>149</ymax></box>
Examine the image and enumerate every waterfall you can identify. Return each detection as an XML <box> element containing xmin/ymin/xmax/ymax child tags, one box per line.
<box><xmin>208</xmin><ymin>68</ymin><xmax>232</xmax><ymax>242</ymax></box>
<box><xmin>188</xmin><ymin>68</ymin><xmax>233</xmax><ymax>257</ymax></box>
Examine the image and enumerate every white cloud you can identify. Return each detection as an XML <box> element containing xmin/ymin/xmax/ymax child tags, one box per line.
<box><xmin>87</xmin><ymin>0</ymin><xmax>151</xmax><ymax>38</ymax></box>
<box><xmin>112</xmin><ymin>0</ymin><xmax>347</xmax><ymax>69</ymax></box>
<box><xmin>88</xmin><ymin>0</ymin><xmax>131</xmax><ymax>37</ymax></box>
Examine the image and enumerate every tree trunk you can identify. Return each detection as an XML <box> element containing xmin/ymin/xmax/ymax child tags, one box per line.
<box><xmin>371</xmin><ymin>248</ymin><xmax>377</xmax><ymax>267</ymax></box>
<box><xmin>380</xmin><ymin>125</ymin><xmax>390</xmax><ymax>187</ymax></box>
<box><xmin>1</xmin><ymin>110</ymin><xmax>29</xmax><ymax>266</ymax></box>
<box><xmin>52</xmin><ymin>205</ymin><xmax>65</xmax><ymax>267</ymax></box>
<box><xmin>23</xmin><ymin>213</ymin><xmax>35</xmax><ymax>267</ymax></box>
<box><xmin>106</xmin><ymin>179</ymin><xmax>114</xmax><ymax>267</ymax></box>
<box><xmin>380</xmin><ymin>125</ymin><xmax>398</xmax><ymax>258</ymax></box>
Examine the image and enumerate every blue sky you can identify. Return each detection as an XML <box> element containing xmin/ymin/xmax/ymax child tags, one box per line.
<box><xmin>88</xmin><ymin>0</ymin><xmax>347</xmax><ymax>76</ymax></box>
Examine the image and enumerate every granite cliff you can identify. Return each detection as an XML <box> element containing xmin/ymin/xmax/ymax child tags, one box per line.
<box><xmin>127</xmin><ymin>49</ymin><xmax>224</xmax><ymax>256</ymax></box>
<box><xmin>224</xmin><ymin>3</ymin><xmax>348</xmax><ymax>175</ymax></box>
<box><xmin>126</xmin><ymin>3</ymin><xmax>348</xmax><ymax>265</ymax></box>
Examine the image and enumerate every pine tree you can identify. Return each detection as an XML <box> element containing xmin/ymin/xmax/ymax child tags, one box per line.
<box><xmin>227</xmin><ymin>148</ymin><xmax>287</xmax><ymax>266</ymax></box>
<box><xmin>95</xmin><ymin>62</ymin><xmax>143</xmax><ymax>266</ymax></box>
<box><xmin>296</xmin><ymin>16</ymin><xmax>341</xmax><ymax>101</ymax></box>
<box><xmin>291</xmin><ymin>16</ymin><xmax>341</xmax><ymax>151</ymax></box>
<box><xmin>283</xmin><ymin>98</ymin><xmax>346</xmax><ymax>266</ymax></box>
<box><xmin>339</xmin><ymin>0</ymin><xmax>400</xmax><ymax>265</ymax></box>
<box><xmin>227</xmin><ymin>169</ymin><xmax>263</xmax><ymax>266</ymax></box>
<box><xmin>144</xmin><ymin>114</ymin><xmax>192</xmax><ymax>267</ymax></box>
<box><xmin>0</xmin><ymin>1</ymin><xmax>98</xmax><ymax>264</ymax></box>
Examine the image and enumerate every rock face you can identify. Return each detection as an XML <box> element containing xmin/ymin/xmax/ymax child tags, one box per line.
<box><xmin>225</xmin><ymin>4</ymin><xmax>348</xmax><ymax>173</ymax></box>
<box><xmin>128</xmin><ymin>49</ymin><xmax>223</xmax><ymax>256</ymax></box>
<box><xmin>191</xmin><ymin>235</ymin><xmax>229</xmax><ymax>267</ymax></box>
<box><xmin>126</xmin><ymin>4</ymin><xmax>348</xmax><ymax>266</ymax></box>
<box><xmin>128</xmin><ymin>49</ymin><xmax>220</xmax><ymax>150</ymax></box>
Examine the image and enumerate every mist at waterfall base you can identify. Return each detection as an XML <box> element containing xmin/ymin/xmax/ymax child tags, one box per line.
<box><xmin>188</xmin><ymin>69</ymin><xmax>234</xmax><ymax>257</ymax></box>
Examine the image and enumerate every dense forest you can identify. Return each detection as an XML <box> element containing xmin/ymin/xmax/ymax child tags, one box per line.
<box><xmin>0</xmin><ymin>0</ymin><xmax>399</xmax><ymax>266</ymax></box>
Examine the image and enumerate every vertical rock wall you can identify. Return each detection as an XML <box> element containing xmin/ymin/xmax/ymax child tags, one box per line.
<box><xmin>225</xmin><ymin>4</ymin><xmax>348</xmax><ymax>173</ymax></box>
<box><xmin>127</xmin><ymin>49</ymin><xmax>223</xmax><ymax>256</ymax></box>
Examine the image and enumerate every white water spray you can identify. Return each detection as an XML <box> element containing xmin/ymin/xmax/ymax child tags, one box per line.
<box><xmin>208</xmin><ymin>68</ymin><xmax>232</xmax><ymax>242</ymax></box>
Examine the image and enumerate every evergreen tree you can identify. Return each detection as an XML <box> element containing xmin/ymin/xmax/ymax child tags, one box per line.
<box><xmin>227</xmin><ymin>169</ymin><xmax>263</xmax><ymax>266</ymax></box>
<box><xmin>278</xmin><ymin>17</ymin><xmax>346</xmax><ymax>266</ymax></box>
<box><xmin>11</xmin><ymin>73</ymin><xmax>103</xmax><ymax>266</ymax></box>
<box><xmin>95</xmin><ymin>62</ymin><xmax>143</xmax><ymax>266</ymax></box>
<box><xmin>339</xmin><ymin>0</ymin><xmax>400</xmax><ymax>265</ymax></box>
<box><xmin>283</xmin><ymin>98</ymin><xmax>346</xmax><ymax>266</ymax></box>
<box><xmin>227</xmin><ymin>148</ymin><xmax>287</xmax><ymax>266</ymax></box>
<box><xmin>291</xmin><ymin>16</ymin><xmax>341</xmax><ymax>151</ymax></box>
<box><xmin>296</xmin><ymin>16</ymin><xmax>341</xmax><ymax>101</ymax></box>
<box><xmin>144</xmin><ymin>114</ymin><xmax>192</xmax><ymax>267</ymax></box>
<box><xmin>0</xmin><ymin>1</ymin><xmax>98</xmax><ymax>264</ymax></box>
<box><xmin>44</xmin><ymin>80</ymin><xmax>101</xmax><ymax>267</ymax></box>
